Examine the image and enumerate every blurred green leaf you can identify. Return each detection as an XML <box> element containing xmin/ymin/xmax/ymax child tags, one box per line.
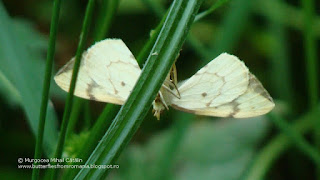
<box><xmin>114</xmin><ymin>116</ymin><xmax>269</xmax><ymax>180</ymax></box>
<box><xmin>0</xmin><ymin>18</ymin><xmax>66</xmax><ymax>104</ymax></box>
<box><xmin>0</xmin><ymin>168</ymin><xmax>29</xmax><ymax>180</ymax></box>
<box><xmin>254</xmin><ymin>0</ymin><xmax>320</xmax><ymax>38</ymax></box>
<box><xmin>0</xmin><ymin>70</ymin><xmax>21</xmax><ymax>106</ymax></box>
<box><xmin>12</xmin><ymin>18</ymin><xmax>48</xmax><ymax>52</ymax></box>
<box><xmin>0</xmin><ymin>3</ymin><xmax>58</xmax><ymax>155</ymax></box>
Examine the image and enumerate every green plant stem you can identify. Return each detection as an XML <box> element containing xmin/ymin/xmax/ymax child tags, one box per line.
<box><xmin>245</xmin><ymin>108</ymin><xmax>320</xmax><ymax>180</ymax></box>
<box><xmin>268</xmin><ymin>21</ymin><xmax>294</xmax><ymax>111</ymax></box>
<box><xmin>94</xmin><ymin>0</ymin><xmax>120</xmax><ymax>41</ymax></box>
<box><xmin>83</xmin><ymin>101</ymin><xmax>91</xmax><ymax>129</ymax></box>
<box><xmin>32</xmin><ymin>0</ymin><xmax>62</xmax><ymax>179</ymax></box>
<box><xmin>79</xmin><ymin>104</ymin><xmax>119</xmax><ymax>161</ymax></box>
<box><xmin>303</xmin><ymin>0</ymin><xmax>318</xmax><ymax>109</ymax></box>
<box><xmin>50</xmin><ymin>0</ymin><xmax>96</xmax><ymax>179</ymax></box>
<box><xmin>194</xmin><ymin>0</ymin><xmax>230</xmax><ymax>21</ymax></box>
<box><xmin>136</xmin><ymin>10</ymin><xmax>167</xmax><ymax>66</ymax></box>
<box><xmin>66</xmin><ymin>0</ymin><xmax>120</xmax><ymax>140</ymax></box>
<box><xmin>269</xmin><ymin>112</ymin><xmax>320</xmax><ymax>166</ymax></box>
<box><xmin>64</xmin><ymin>11</ymin><xmax>163</xmax><ymax>178</ymax></box>
<box><xmin>140</xmin><ymin>0</ymin><xmax>231</xmax><ymax>61</ymax></box>
<box><xmin>141</xmin><ymin>0</ymin><xmax>166</xmax><ymax>17</ymax></box>
<box><xmin>74</xmin><ymin>0</ymin><xmax>204</xmax><ymax>179</ymax></box>
<box><xmin>63</xmin><ymin>104</ymin><xmax>120</xmax><ymax>179</ymax></box>
<box><xmin>66</xmin><ymin>98</ymin><xmax>84</xmax><ymax>138</ymax></box>
<box><xmin>302</xmin><ymin>0</ymin><xmax>319</xmax><ymax>178</ymax></box>
<box><xmin>303</xmin><ymin>0</ymin><xmax>319</xmax><ymax>107</ymax></box>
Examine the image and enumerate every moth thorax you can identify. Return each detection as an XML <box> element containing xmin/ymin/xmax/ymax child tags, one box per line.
<box><xmin>152</xmin><ymin>92</ymin><xmax>168</xmax><ymax>120</ymax></box>
<box><xmin>152</xmin><ymin>100</ymin><xmax>166</xmax><ymax>120</ymax></box>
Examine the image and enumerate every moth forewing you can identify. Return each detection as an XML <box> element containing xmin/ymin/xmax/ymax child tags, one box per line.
<box><xmin>169</xmin><ymin>53</ymin><xmax>275</xmax><ymax>118</ymax></box>
<box><xmin>54</xmin><ymin>39</ymin><xmax>141</xmax><ymax>105</ymax></box>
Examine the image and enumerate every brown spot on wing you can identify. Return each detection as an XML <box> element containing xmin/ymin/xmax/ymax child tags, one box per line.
<box><xmin>228</xmin><ymin>100</ymin><xmax>240</xmax><ymax>118</ymax></box>
<box><xmin>202</xmin><ymin>92</ymin><xmax>207</xmax><ymax>97</ymax></box>
<box><xmin>86</xmin><ymin>78</ymin><xmax>100</xmax><ymax>100</ymax></box>
<box><xmin>121</xmin><ymin>81</ymin><xmax>126</xmax><ymax>86</ymax></box>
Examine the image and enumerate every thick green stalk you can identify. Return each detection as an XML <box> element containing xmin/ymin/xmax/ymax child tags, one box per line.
<box><xmin>32</xmin><ymin>0</ymin><xmax>62</xmax><ymax>179</ymax></box>
<box><xmin>244</xmin><ymin>108</ymin><xmax>320</xmax><ymax>180</ymax></box>
<box><xmin>74</xmin><ymin>0</ymin><xmax>204</xmax><ymax>179</ymax></box>
<box><xmin>50</xmin><ymin>0</ymin><xmax>96</xmax><ymax>179</ymax></box>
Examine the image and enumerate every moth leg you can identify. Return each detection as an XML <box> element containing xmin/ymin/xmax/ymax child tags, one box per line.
<box><xmin>162</xmin><ymin>84</ymin><xmax>180</xmax><ymax>99</ymax></box>
<box><xmin>168</xmin><ymin>63</ymin><xmax>181</xmax><ymax>98</ymax></box>
<box><xmin>159</xmin><ymin>91</ymin><xmax>169</xmax><ymax>110</ymax></box>
<box><xmin>170</xmin><ymin>63</ymin><xmax>178</xmax><ymax>85</ymax></box>
<box><xmin>171</xmin><ymin>81</ymin><xmax>181</xmax><ymax>98</ymax></box>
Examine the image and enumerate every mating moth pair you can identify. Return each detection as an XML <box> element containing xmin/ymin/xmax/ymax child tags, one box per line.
<box><xmin>54</xmin><ymin>39</ymin><xmax>275</xmax><ymax>119</ymax></box>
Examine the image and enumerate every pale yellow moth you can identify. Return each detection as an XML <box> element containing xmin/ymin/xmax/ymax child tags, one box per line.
<box><xmin>54</xmin><ymin>39</ymin><xmax>275</xmax><ymax>119</ymax></box>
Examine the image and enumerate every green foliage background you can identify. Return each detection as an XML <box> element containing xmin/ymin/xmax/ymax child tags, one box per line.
<box><xmin>0</xmin><ymin>0</ymin><xmax>319</xmax><ymax>179</ymax></box>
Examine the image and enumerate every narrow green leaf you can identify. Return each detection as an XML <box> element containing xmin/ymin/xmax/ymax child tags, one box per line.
<box><xmin>50</xmin><ymin>0</ymin><xmax>96</xmax><ymax>179</ymax></box>
<box><xmin>194</xmin><ymin>0</ymin><xmax>231</xmax><ymax>21</ymax></box>
<box><xmin>32</xmin><ymin>0</ymin><xmax>62</xmax><ymax>179</ymax></box>
<box><xmin>65</xmin><ymin>0</ymin><xmax>120</xmax><ymax>139</ymax></box>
